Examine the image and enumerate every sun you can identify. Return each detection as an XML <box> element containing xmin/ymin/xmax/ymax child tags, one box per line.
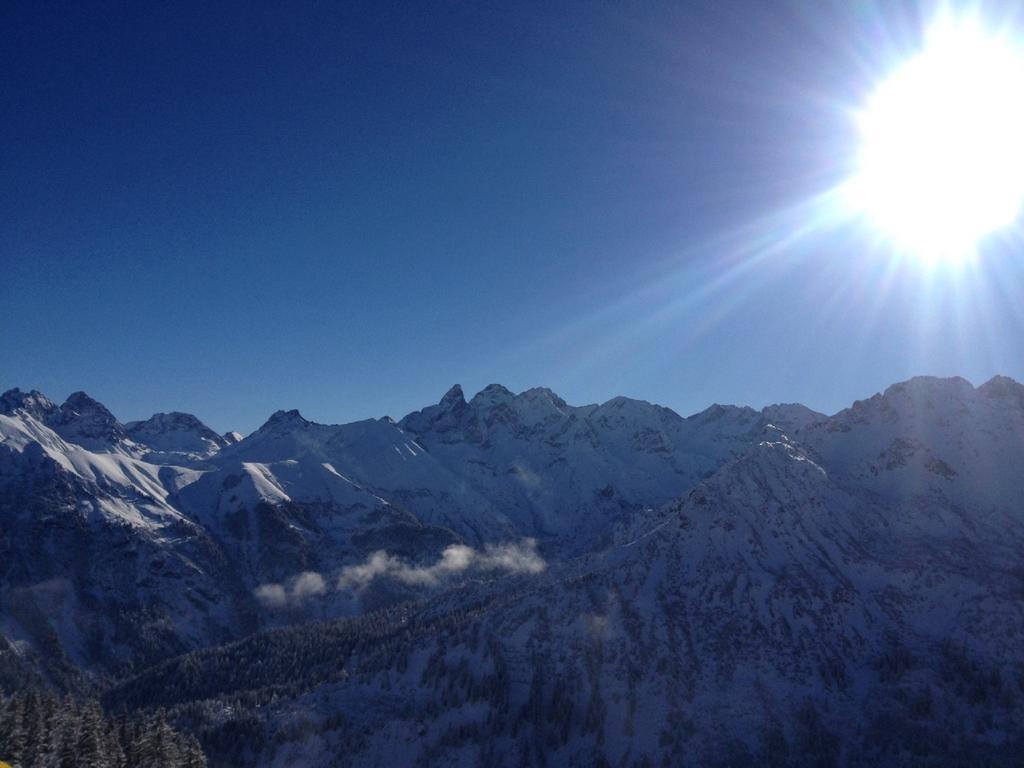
<box><xmin>849</xmin><ymin>17</ymin><xmax>1024</xmax><ymax>263</ymax></box>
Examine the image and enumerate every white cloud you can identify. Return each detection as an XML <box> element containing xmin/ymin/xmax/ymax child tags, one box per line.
<box><xmin>256</xmin><ymin>541</ymin><xmax>546</xmax><ymax>606</ymax></box>
<box><xmin>476</xmin><ymin>540</ymin><xmax>547</xmax><ymax>574</ymax></box>
<box><xmin>292</xmin><ymin>571</ymin><xmax>327</xmax><ymax>599</ymax></box>
<box><xmin>254</xmin><ymin>583</ymin><xmax>288</xmax><ymax>608</ymax></box>
<box><xmin>338</xmin><ymin>539</ymin><xmax>545</xmax><ymax>592</ymax></box>
<box><xmin>335</xmin><ymin>551</ymin><xmax>404</xmax><ymax>591</ymax></box>
<box><xmin>254</xmin><ymin>570</ymin><xmax>327</xmax><ymax>608</ymax></box>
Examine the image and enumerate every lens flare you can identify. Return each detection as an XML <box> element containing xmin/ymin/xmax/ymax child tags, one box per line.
<box><xmin>849</xmin><ymin>16</ymin><xmax>1024</xmax><ymax>262</ymax></box>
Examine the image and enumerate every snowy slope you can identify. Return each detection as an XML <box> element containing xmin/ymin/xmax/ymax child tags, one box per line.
<box><xmin>45</xmin><ymin>391</ymin><xmax>138</xmax><ymax>453</ymax></box>
<box><xmin>126</xmin><ymin>411</ymin><xmax>231</xmax><ymax>463</ymax></box>
<box><xmin>0</xmin><ymin>391</ymin><xmax>473</xmax><ymax>675</ymax></box>
<box><xmin>0</xmin><ymin>406</ymin><xmax>198</xmax><ymax>530</ymax></box>
<box><xmin>130</xmin><ymin>409</ymin><xmax>1024</xmax><ymax>766</ymax></box>
<box><xmin>0</xmin><ymin>405</ymin><xmax>242</xmax><ymax>680</ymax></box>
<box><xmin>799</xmin><ymin>375</ymin><xmax>1024</xmax><ymax>543</ymax></box>
<box><xmin>175</xmin><ymin>452</ymin><xmax>461</xmax><ymax>612</ymax></box>
<box><xmin>397</xmin><ymin>385</ymin><xmax>802</xmax><ymax>552</ymax></box>
<box><xmin>4</xmin><ymin>371</ymin><xmax>1023</xmax><ymax>764</ymax></box>
<box><xmin>214</xmin><ymin>408</ymin><xmax>517</xmax><ymax>543</ymax></box>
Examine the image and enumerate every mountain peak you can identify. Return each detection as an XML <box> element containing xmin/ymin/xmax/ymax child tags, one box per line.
<box><xmin>440</xmin><ymin>384</ymin><xmax>466</xmax><ymax>407</ymax></box>
<box><xmin>49</xmin><ymin>391</ymin><xmax>127</xmax><ymax>447</ymax></box>
<box><xmin>691</xmin><ymin>402</ymin><xmax>759</xmax><ymax>422</ymax></box>
<box><xmin>520</xmin><ymin>387</ymin><xmax>568</xmax><ymax>410</ymax></box>
<box><xmin>0</xmin><ymin>387</ymin><xmax>58</xmax><ymax>421</ymax></box>
<box><xmin>481</xmin><ymin>383</ymin><xmax>513</xmax><ymax>395</ymax></box>
<box><xmin>125</xmin><ymin>411</ymin><xmax>227</xmax><ymax>455</ymax></box>
<box><xmin>397</xmin><ymin>385</ymin><xmax>468</xmax><ymax>434</ymax></box>
<box><xmin>63</xmin><ymin>390</ymin><xmax>107</xmax><ymax>410</ymax></box>
<box><xmin>761</xmin><ymin>402</ymin><xmax>826</xmax><ymax>433</ymax></box>
<box><xmin>132</xmin><ymin>411</ymin><xmax>206</xmax><ymax>429</ymax></box>
<box><xmin>470</xmin><ymin>384</ymin><xmax>514</xmax><ymax>406</ymax></box>
<box><xmin>883</xmin><ymin>375</ymin><xmax>975</xmax><ymax>400</ymax></box>
<box><xmin>978</xmin><ymin>374</ymin><xmax>1024</xmax><ymax>406</ymax></box>
<box><xmin>260</xmin><ymin>409</ymin><xmax>309</xmax><ymax>431</ymax></box>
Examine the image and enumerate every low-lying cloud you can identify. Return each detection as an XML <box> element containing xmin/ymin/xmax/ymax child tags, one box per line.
<box><xmin>254</xmin><ymin>540</ymin><xmax>544</xmax><ymax>608</ymax></box>
<box><xmin>254</xmin><ymin>570</ymin><xmax>326</xmax><ymax>608</ymax></box>
<box><xmin>337</xmin><ymin>539</ymin><xmax>545</xmax><ymax>591</ymax></box>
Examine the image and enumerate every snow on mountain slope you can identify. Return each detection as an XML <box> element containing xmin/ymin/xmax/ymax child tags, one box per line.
<box><xmin>761</xmin><ymin>401</ymin><xmax>826</xmax><ymax>432</ymax></box>
<box><xmin>175</xmin><ymin>453</ymin><xmax>461</xmax><ymax>606</ymax></box>
<box><xmin>0</xmin><ymin>388</ymin><xmax>59</xmax><ymax>423</ymax></box>
<box><xmin>45</xmin><ymin>391</ymin><xmax>137</xmax><ymax>452</ymax></box>
<box><xmin>0</xmin><ymin>410</ymin><xmax>197</xmax><ymax>531</ymax></box>
<box><xmin>215</xmin><ymin>409</ymin><xmax>517</xmax><ymax>543</ymax></box>
<box><xmin>119</xmin><ymin>418</ymin><xmax>1024</xmax><ymax>766</ymax></box>
<box><xmin>125</xmin><ymin>411</ymin><xmax>230</xmax><ymax>462</ymax></box>
<box><xmin>800</xmin><ymin>376</ymin><xmax>1024</xmax><ymax>543</ymax></box>
<box><xmin>0</xmin><ymin>410</ymin><xmax>242</xmax><ymax>681</ymax></box>
<box><xmin>0</xmin><ymin>382</ymin><xmax>800</xmax><ymax>579</ymax></box>
<box><xmin>397</xmin><ymin>385</ymin><xmax>783</xmax><ymax>551</ymax></box>
<box><xmin>5</xmin><ymin>372</ymin><xmax>1024</xmax><ymax>727</ymax></box>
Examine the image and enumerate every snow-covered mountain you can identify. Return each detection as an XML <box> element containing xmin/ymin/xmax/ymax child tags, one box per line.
<box><xmin>397</xmin><ymin>384</ymin><xmax>804</xmax><ymax>552</ymax></box>
<box><xmin>0</xmin><ymin>382</ymin><xmax>783</xmax><ymax>680</ymax></box>
<box><xmin>0</xmin><ymin>393</ymin><xmax>241</xmax><ymax>683</ymax></box>
<box><xmin>3</xmin><ymin>376</ymin><xmax>1023</xmax><ymax>765</ymax></box>
<box><xmin>110</xmin><ymin>382</ymin><xmax>1024</xmax><ymax>765</ymax></box>
<box><xmin>800</xmin><ymin>376</ymin><xmax>1024</xmax><ymax>525</ymax></box>
<box><xmin>212</xmin><ymin>407</ymin><xmax>518</xmax><ymax>544</ymax></box>
<box><xmin>125</xmin><ymin>411</ymin><xmax>231</xmax><ymax>462</ymax></box>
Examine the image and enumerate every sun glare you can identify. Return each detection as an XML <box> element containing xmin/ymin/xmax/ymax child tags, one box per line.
<box><xmin>850</xmin><ymin>16</ymin><xmax>1024</xmax><ymax>263</ymax></box>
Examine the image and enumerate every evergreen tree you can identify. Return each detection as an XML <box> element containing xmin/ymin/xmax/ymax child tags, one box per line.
<box><xmin>76</xmin><ymin>701</ymin><xmax>110</xmax><ymax>768</ymax></box>
<box><xmin>57</xmin><ymin>728</ymin><xmax>79</xmax><ymax>768</ymax></box>
<box><xmin>0</xmin><ymin>689</ymin><xmax>204</xmax><ymax>768</ymax></box>
<box><xmin>0</xmin><ymin>695</ymin><xmax>25</xmax><ymax>767</ymax></box>
<box><xmin>183</xmin><ymin>736</ymin><xmax>207</xmax><ymax>768</ymax></box>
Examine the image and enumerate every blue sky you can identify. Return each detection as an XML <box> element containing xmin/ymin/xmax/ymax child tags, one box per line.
<box><xmin>3</xmin><ymin>1</ymin><xmax>1023</xmax><ymax>434</ymax></box>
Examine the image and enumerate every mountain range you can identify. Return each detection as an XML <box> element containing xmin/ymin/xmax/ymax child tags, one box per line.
<box><xmin>1</xmin><ymin>376</ymin><xmax>1022</xmax><ymax>766</ymax></box>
